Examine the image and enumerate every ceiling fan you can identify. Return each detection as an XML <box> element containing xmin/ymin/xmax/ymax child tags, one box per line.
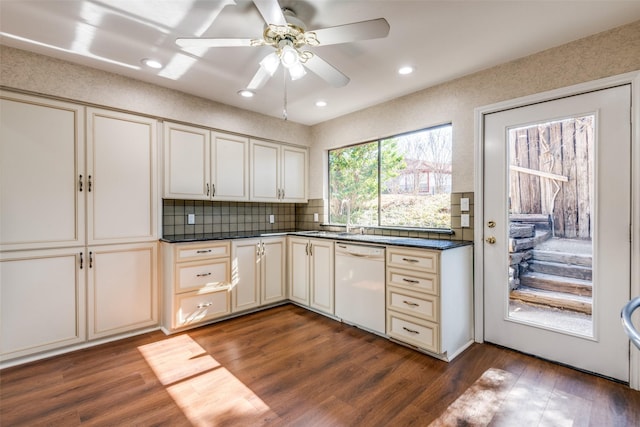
<box><xmin>175</xmin><ymin>0</ymin><xmax>390</xmax><ymax>91</ymax></box>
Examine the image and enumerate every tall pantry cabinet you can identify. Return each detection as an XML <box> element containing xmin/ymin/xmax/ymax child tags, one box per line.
<box><xmin>0</xmin><ymin>91</ymin><xmax>158</xmax><ymax>362</ymax></box>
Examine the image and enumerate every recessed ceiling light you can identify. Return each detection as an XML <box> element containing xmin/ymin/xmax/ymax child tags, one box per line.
<box><xmin>315</xmin><ymin>100</ymin><xmax>327</xmax><ymax>107</ymax></box>
<box><xmin>398</xmin><ymin>66</ymin><xmax>414</xmax><ymax>75</ymax></box>
<box><xmin>237</xmin><ymin>89</ymin><xmax>255</xmax><ymax>98</ymax></box>
<box><xmin>141</xmin><ymin>58</ymin><xmax>162</xmax><ymax>69</ymax></box>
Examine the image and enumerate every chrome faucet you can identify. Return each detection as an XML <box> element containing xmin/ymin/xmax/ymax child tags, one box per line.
<box><xmin>340</xmin><ymin>199</ymin><xmax>351</xmax><ymax>233</ymax></box>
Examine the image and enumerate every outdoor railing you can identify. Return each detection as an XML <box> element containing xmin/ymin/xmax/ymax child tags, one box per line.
<box><xmin>622</xmin><ymin>296</ymin><xmax>640</xmax><ymax>349</ymax></box>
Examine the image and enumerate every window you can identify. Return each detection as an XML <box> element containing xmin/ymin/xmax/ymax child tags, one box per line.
<box><xmin>329</xmin><ymin>124</ymin><xmax>452</xmax><ymax>229</ymax></box>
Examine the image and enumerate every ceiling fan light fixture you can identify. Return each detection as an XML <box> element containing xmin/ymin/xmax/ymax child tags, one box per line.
<box><xmin>280</xmin><ymin>44</ymin><xmax>300</xmax><ymax>68</ymax></box>
<box><xmin>288</xmin><ymin>62</ymin><xmax>306</xmax><ymax>80</ymax></box>
<box><xmin>260</xmin><ymin>52</ymin><xmax>280</xmax><ymax>76</ymax></box>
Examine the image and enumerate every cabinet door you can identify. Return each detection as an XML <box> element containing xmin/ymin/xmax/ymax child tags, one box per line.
<box><xmin>250</xmin><ymin>139</ymin><xmax>280</xmax><ymax>201</ymax></box>
<box><xmin>0</xmin><ymin>92</ymin><xmax>85</xmax><ymax>251</ymax></box>
<box><xmin>212</xmin><ymin>132</ymin><xmax>249</xmax><ymax>201</ymax></box>
<box><xmin>288</xmin><ymin>237</ymin><xmax>309</xmax><ymax>305</ymax></box>
<box><xmin>164</xmin><ymin>122</ymin><xmax>210</xmax><ymax>200</ymax></box>
<box><xmin>281</xmin><ymin>145</ymin><xmax>308</xmax><ymax>202</ymax></box>
<box><xmin>232</xmin><ymin>239</ymin><xmax>261</xmax><ymax>312</ymax></box>
<box><xmin>1</xmin><ymin>248</ymin><xmax>86</xmax><ymax>360</ymax></box>
<box><xmin>309</xmin><ymin>238</ymin><xmax>334</xmax><ymax>314</ymax></box>
<box><xmin>87</xmin><ymin>242</ymin><xmax>158</xmax><ymax>339</ymax></box>
<box><xmin>87</xmin><ymin>109</ymin><xmax>157</xmax><ymax>244</ymax></box>
<box><xmin>262</xmin><ymin>237</ymin><xmax>286</xmax><ymax>304</ymax></box>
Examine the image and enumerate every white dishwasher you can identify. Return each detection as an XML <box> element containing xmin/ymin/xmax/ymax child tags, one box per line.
<box><xmin>334</xmin><ymin>242</ymin><xmax>386</xmax><ymax>335</ymax></box>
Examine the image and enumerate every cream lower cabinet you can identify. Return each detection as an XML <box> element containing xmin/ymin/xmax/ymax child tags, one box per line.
<box><xmin>87</xmin><ymin>243</ymin><xmax>158</xmax><ymax>340</ymax></box>
<box><xmin>386</xmin><ymin>245</ymin><xmax>473</xmax><ymax>361</ymax></box>
<box><xmin>0</xmin><ymin>248</ymin><xmax>86</xmax><ymax>361</ymax></box>
<box><xmin>231</xmin><ymin>237</ymin><xmax>286</xmax><ymax>313</ymax></box>
<box><xmin>162</xmin><ymin>241</ymin><xmax>232</xmax><ymax>332</ymax></box>
<box><xmin>288</xmin><ymin>237</ymin><xmax>334</xmax><ymax>315</ymax></box>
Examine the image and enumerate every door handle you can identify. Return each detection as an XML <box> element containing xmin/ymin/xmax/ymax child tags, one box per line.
<box><xmin>486</xmin><ymin>236</ymin><xmax>496</xmax><ymax>244</ymax></box>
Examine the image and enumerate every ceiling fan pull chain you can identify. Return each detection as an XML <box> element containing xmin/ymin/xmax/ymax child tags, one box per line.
<box><xmin>283</xmin><ymin>68</ymin><xmax>288</xmax><ymax>121</ymax></box>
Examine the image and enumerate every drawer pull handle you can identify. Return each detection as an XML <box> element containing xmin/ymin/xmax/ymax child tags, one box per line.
<box><xmin>197</xmin><ymin>302</ymin><xmax>213</xmax><ymax>309</ymax></box>
<box><xmin>402</xmin><ymin>257</ymin><xmax>419</xmax><ymax>263</ymax></box>
<box><xmin>196</xmin><ymin>250</ymin><xmax>212</xmax><ymax>254</ymax></box>
<box><xmin>403</xmin><ymin>300</ymin><xmax>420</xmax><ymax>307</ymax></box>
<box><xmin>402</xmin><ymin>326</ymin><xmax>420</xmax><ymax>334</ymax></box>
<box><xmin>197</xmin><ymin>272</ymin><xmax>212</xmax><ymax>277</ymax></box>
<box><xmin>402</xmin><ymin>278</ymin><xmax>420</xmax><ymax>284</ymax></box>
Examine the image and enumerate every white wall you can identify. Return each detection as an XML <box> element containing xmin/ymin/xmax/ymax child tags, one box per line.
<box><xmin>308</xmin><ymin>20</ymin><xmax>640</xmax><ymax>199</ymax></box>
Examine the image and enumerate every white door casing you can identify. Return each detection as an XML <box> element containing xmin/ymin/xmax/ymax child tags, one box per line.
<box><xmin>475</xmin><ymin>73</ymin><xmax>640</xmax><ymax>387</ymax></box>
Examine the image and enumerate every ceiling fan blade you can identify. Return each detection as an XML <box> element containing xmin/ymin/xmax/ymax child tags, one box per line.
<box><xmin>304</xmin><ymin>55</ymin><xmax>350</xmax><ymax>87</ymax></box>
<box><xmin>253</xmin><ymin>0</ymin><xmax>287</xmax><ymax>26</ymax></box>
<box><xmin>176</xmin><ymin>37</ymin><xmax>254</xmax><ymax>48</ymax></box>
<box><xmin>312</xmin><ymin>18</ymin><xmax>390</xmax><ymax>46</ymax></box>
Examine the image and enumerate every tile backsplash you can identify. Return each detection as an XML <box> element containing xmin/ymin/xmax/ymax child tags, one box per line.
<box><xmin>163</xmin><ymin>200</ymin><xmax>296</xmax><ymax>236</ymax></box>
<box><xmin>163</xmin><ymin>192</ymin><xmax>474</xmax><ymax>241</ymax></box>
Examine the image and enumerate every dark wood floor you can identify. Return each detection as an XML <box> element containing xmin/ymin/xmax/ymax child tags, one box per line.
<box><xmin>1</xmin><ymin>304</ymin><xmax>639</xmax><ymax>426</ymax></box>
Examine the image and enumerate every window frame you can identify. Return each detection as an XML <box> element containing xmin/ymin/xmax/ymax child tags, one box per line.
<box><xmin>328</xmin><ymin>123</ymin><xmax>453</xmax><ymax>232</ymax></box>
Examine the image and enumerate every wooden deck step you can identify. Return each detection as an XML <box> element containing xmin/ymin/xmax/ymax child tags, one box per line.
<box><xmin>532</xmin><ymin>249</ymin><xmax>592</xmax><ymax>267</ymax></box>
<box><xmin>511</xmin><ymin>286</ymin><xmax>592</xmax><ymax>314</ymax></box>
<box><xmin>519</xmin><ymin>271</ymin><xmax>592</xmax><ymax>297</ymax></box>
<box><xmin>528</xmin><ymin>260</ymin><xmax>592</xmax><ymax>281</ymax></box>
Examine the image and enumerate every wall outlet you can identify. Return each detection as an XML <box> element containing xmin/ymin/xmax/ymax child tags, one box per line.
<box><xmin>461</xmin><ymin>213</ymin><xmax>470</xmax><ymax>227</ymax></box>
<box><xmin>269</xmin><ymin>214</ymin><xmax>275</xmax><ymax>224</ymax></box>
<box><xmin>460</xmin><ymin>198</ymin><xmax>469</xmax><ymax>212</ymax></box>
<box><xmin>187</xmin><ymin>213</ymin><xmax>195</xmax><ymax>225</ymax></box>
<box><xmin>313</xmin><ymin>213</ymin><xmax>319</xmax><ymax>222</ymax></box>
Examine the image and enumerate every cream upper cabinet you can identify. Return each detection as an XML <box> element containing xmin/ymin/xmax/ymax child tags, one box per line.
<box><xmin>163</xmin><ymin>122</ymin><xmax>210</xmax><ymax>200</ymax></box>
<box><xmin>87</xmin><ymin>108</ymin><xmax>157</xmax><ymax>244</ymax></box>
<box><xmin>250</xmin><ymin>139</ymin><xmax>308</xmax><ymax>203</ymax></box>
<box><xmin>211</xmin><ymin>132</ymin><xmax>249</xmax><ymax>201</ymax></box>
<box><xmin>0</xmin><ymin>248</ymin><xmax>86</xmax><ymax>361</ymax></box>
<box><xmin>281</xmin><ymin>145</ymin><xmax>308</xmax><ymax>202</ymax></box>
<box><xmin>87</xmin><ymin>242</ymin><xmax>158</xmax><ymax>340</ymax></box>
<box><xmin>163</xmin><ymin>123</ymin><xmax>249</xmax><ymax>201</ymax></box>
<box><xmin>0</xmin><ymin>91</ymin><xmax>85</xmax><ymax>251</ymax></box>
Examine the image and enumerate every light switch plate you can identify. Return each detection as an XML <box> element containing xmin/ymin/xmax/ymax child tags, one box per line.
<box><xmin>461</xmin><ymin>214</ymin><xmax>470</xmax><ymax>227</ymax></box>
<box><xmin>187</xmin><ymin>213</ymin><xmax>195</xmax><ymax>225</ymax></box>
<box><xmin>269</xmin><ymin>214</ymin><xmax>275</xmax><ymax>224</ymax></box>
<box><xmin>313</xmin><ymin>213</ymin><xmax>319</xmax><ymax>222</ymax></box>
<box><xmin>460</xmin><ymin>198</ymin><xmax>469</xmax><ymax>212</ymax></box>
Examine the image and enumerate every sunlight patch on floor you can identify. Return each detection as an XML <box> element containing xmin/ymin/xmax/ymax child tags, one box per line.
<box><xmin>138</xmin><ymin>334</ymin><xmax>276</xmax><ymax>425</ymax></box>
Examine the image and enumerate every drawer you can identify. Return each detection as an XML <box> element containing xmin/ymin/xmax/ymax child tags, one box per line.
<box><xmin>387</xmin><ymin>268</ymin><xmax>439</xmax><ymax>295</ymax></box>
<box><xmin>174</xmin><ymin>287</ymin><xmax>230</xmax><ymax>328</ymax></box>
<box><xmin>175</xmin><ymin>258</ymin><xmax>230</xmax><ymax>293</ymax></box>
<box><xmin>176</xmin><ymin>242</ymin><xmax>230</xmax><ymax>262</ymax></box>
<box><xmin>387</xmin><ymin>286</ymin><xmax>438</xmax><ymax>322</ymax></box>
<box><xmin>387</xmin><ymin>248</ymin><xmax>438</xmax><ymax>273</ymax></box>
<box><xmin>387</xmin><ymin>312</ymin><xmax>440</xmax><ymax>354</ymax></box>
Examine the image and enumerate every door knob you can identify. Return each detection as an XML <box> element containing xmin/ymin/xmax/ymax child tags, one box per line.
<box><xmin>486</xmin><ymin>236</ymin><xmax>496</xmax><ymax>244</ymax></box>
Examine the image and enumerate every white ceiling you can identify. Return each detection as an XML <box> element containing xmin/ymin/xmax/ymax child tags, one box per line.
<box><xmin>1</xmin><ymin>1</ymin><xmax>639</xmax><ymax>126</ymax></box>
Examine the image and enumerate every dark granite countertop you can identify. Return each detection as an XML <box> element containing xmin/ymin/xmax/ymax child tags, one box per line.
<box><xmin>161</xmin><ymin>230</ymin><xmax>472</xmax><ymax>250</ymax></box>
